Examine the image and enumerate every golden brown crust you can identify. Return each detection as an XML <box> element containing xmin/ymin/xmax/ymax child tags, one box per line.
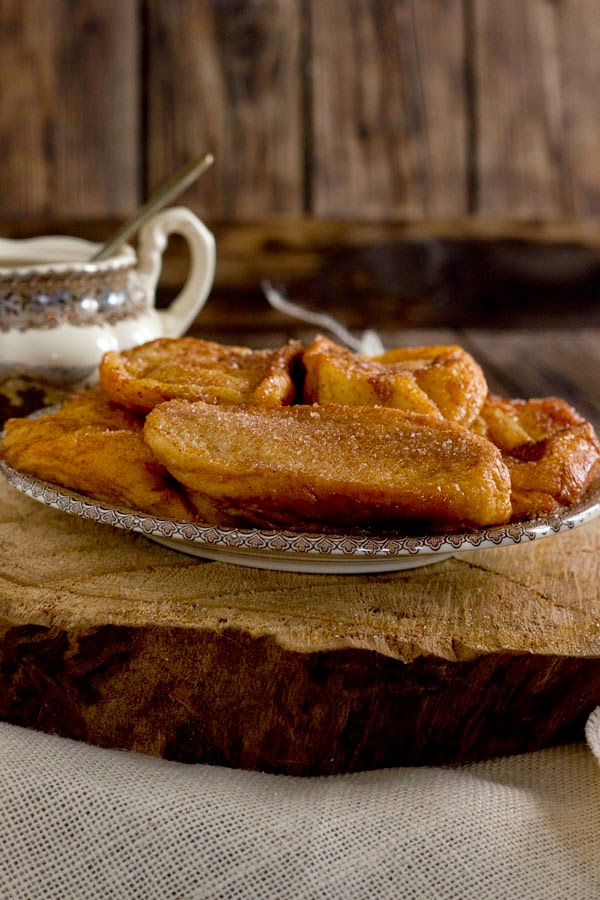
<box><xmin>4</xmin><ymin>335</ymin><xmax>596</xmax><ymax>534</ymax></box>
<box><xmin>99</xmin><ymin>337</ymin><xmax>303</xmax><ymax>414</ymax></box>
<box><xmin>144</xmin><ymin>400</ymin><xmax>512</xmax><ymax>532</ymax></box>
<box><xmin>1</xmin><ymin>388</ymin><xmax>194</xmax><ymax>520</ymax></box>
<box><xmin>302</xmin><ymin>336</ymin><xmax>487</xmax><ymax>426</ymax></box>
<box><xmin>473</xmin><ymin>395</ymin><xmax>600</xmax><ymax>519</ymax></box>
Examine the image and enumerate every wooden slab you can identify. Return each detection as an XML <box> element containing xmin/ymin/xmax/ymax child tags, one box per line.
<box><xmin>1</xmin><ymin>477</ymin><xmax>599</xmax><ymax>774</ymax></box>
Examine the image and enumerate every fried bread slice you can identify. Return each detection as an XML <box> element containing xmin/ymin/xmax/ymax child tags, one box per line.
<box><xmin>302</xmin><ymin>336</ymin><xmax>487</xmax><ymax>426</ymax></box>
<box><xmin>472</xmin><ymin>395</ymin><xmax>600</xmax><ymax>519</ymax></box>
<box><xmin>100</xmin><ymin>337</ymin><xmax>303</xmax><ymax>414</ymax></box>
<box><xmin>144</xmin><ymin>400</ymin><xmax>512</xmax><ymax>532</ymax></box>
<box><xmin>1</xmin><ymin>387</ymin><xmax>194</xmax><ymax>520</ymax></box>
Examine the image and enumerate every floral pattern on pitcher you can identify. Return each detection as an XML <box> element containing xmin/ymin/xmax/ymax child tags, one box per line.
<box><xmin>0</xmin><ymin>268</ymin><xmax>148</xmax><ymax>332</ymax></box>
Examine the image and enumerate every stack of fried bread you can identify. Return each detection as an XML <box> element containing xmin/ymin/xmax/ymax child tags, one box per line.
<box><xmin>2</xmin><ymin>335</ymin><xmax>599</xmax><ymax>533</ymax></box>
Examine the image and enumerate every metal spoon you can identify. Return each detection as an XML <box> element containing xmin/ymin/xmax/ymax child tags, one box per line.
<box><xmin>90</xmin><ymin>152</ymin><xmax>214</xmax><ymax>262</ymax></box>
<box><xmin>262</xmin><ymin>281</ymin><xmax>385</xmax><ymax>355</ymax></box>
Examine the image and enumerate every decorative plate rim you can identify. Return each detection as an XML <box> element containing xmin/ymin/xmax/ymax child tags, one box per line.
<box><xmin>2</xmin><ymin>458</ymin><xmax>599</xmax><ymax>561</ymax></box>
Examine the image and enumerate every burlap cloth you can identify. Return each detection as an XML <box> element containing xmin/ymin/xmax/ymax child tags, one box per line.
<box><xmin>1</xmin><ymin>714</ymin><xmax>599</xmax><ymax>899</ymax></box>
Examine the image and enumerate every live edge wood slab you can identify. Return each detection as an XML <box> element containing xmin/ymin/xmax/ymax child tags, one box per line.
<box><xmin>2</xmin><ymin>479</ymin><xmax>600</xmax><ymax>776</ymax></box>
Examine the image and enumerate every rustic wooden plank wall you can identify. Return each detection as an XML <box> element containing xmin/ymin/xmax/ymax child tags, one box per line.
<box><xmin>0</xmin><ymin>0</ymin><xmax>598</xmax><ymax>222</ymax></box>
<box><xmin>473</xmin><ymin>0</ymin><xmax>600</xmax><ymax>218</ymax></box>
<box><xmin>146</xmin><ymin>0</ymin><xmax>304</xmax><ymax>216</ymax></box>
<box><xmin>309</xmin><ymin>0</ymin><xmax>467</xmax><ymax>217</ymax></box>
<box><xmin>0</xmin><ymin>0</ymin><xmax>139</xmax><ymax>217</ymax></box>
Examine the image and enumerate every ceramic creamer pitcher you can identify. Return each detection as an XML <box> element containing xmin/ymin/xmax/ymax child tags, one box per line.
<box><xmin>0</xmin><ymin>206</ymin><xmax>215</xmax><ymax>383</ymax></box>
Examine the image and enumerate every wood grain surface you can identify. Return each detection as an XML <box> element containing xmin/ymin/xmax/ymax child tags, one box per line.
<box><xmin>1</xmin><ymin>1</ymin><xmax>599</xmax><ymax>219</ymax></box>
<box><xmin>473</xmin><ymin>0</ymin><xmax>600</xmax><ymax>217</ymax></box>
<box><xmin>1</xmin><ymin>217</ymin><xmax>599</xmax><ymax>335</ymax></box>
<box><xmin>309</xmin><ymin>0</ymin><xmax>467</xmax><ymax>217</ymax></box>
<box><xmin>1</xmin><ymin>467</ymin><xmax>599</xmax><ymax>774</ymax></box>
<box><xmin>145</xmin><ymin>0</ymin><xmax>304</xmax><ymax>217</ymax></box>
<box><xmin>1</xmin><ymin>328</ymin><xmax>599</xmax><ymax>773</ymax></box>
<box><xmin>0</xmin><ymin>0</ymin><xmax>139</xmax><ymax>217</ymax></box>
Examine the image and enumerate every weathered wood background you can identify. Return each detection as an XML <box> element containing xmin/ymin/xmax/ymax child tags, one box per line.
<box><xmin>1</xmin><ymin>0</ymin><xmax>600</xmax><ymax>327</ymax></box>
<box><xmin>2</xmin><ymin>0</ymin><xmax>599</xmax><ymax>220</ymax></box>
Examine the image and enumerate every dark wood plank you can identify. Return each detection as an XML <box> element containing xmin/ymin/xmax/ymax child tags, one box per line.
<box><xmin>473</xmin><ymin>0</ymin><xmax>600</xmax><ymax>217</ymax></box>
<box><xmin>1</xmin><ymin>217</ymin><xmax>600</xmax><ymax>333</ymax></box>
<box><xmin>309</xmin><ymin>0</ymin><xmax>467</xmax><ymax>217</ymax></box>
<box><xmin>160</xmin><ymin>219</ymin><xmax>600</xmax><ymax>334</ymax></box>
<box><xmin>145</xmin><ymin>0</ymin><xmax>304</xmax><ymax>217</ymax></box>
<box><xmin>555</xmin><ymin>0</ymin><xmax>600</xmax><ymax>216</ymax></box>
<box><xmin>0</xmin><ymin>0</ymin><xmax>139</xmax><ymax>217</ymax></box>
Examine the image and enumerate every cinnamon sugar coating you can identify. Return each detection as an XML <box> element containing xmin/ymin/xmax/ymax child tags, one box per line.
<box><xmin>4</xmin><ymin>335</ymin><xmax>598</xmax><ymax>533</ymax></box>
<box><xmin>100</xmin><ymin>337</ymin><xmax>302</xmax><ymax>414</ymax></box>
<box><xmin>144</xmin><ymin>400</ymin><xmax>512</xmax><ymax>532</ymax></box>
<box><xmin>1</xmin><ymin>387</ymin><xmax>194</xmax><ymax>520</ymax></box>
<box><xmin>302</xmin><ymin>336</ymin><xmax>487</xmax><ymax>426</ymax></box>
<box><xmin>472</xmin><ymin>395</ymin><xmax>600</xmax><ymax>518</ymax></box>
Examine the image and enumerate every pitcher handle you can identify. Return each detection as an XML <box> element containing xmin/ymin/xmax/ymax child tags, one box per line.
<box><xmin>136</xmin><ymin>206</ymin><xmax>216</xmax><ymax>338</ymax></box>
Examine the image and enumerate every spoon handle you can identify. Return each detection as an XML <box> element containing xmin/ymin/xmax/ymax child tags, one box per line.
<box><xmin>90</xmin><ymin>153</ymin><xmax>214</xmax><ymax>262</ymax></box>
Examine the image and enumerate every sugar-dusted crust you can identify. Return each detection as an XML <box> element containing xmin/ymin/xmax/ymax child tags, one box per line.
<box><xmin>99</xmin><ymin>337</ymin><xmax>303</xmax><ymax>414</ymax></box>
<box><xmin>1</xmin><ymin>387</ymin><xmax>194</xmax><ymax>520</ymax></box>
<box><xmin>302</xmin><ymin>335</ymin><xmax>487</xmax><ymax>426</ymax></box>
<box><xmin>144</xmin><ymin>400</ymin><xmax>512</xmax><ymax>532</ymax></box>
<box><xmin>472</xmin><ymin>395</ymin><xmax>600</xmax><ymax>519</ymax></box>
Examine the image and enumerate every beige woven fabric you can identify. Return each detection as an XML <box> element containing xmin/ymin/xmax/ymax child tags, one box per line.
<box><xmin>2</xmin><ymin>716</ymin><xmax>600</xmax><ymax>899</ymax></box>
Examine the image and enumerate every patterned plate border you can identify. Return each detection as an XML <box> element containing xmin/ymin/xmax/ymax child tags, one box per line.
<box><xmin>2</xmin><ymin>458</ymin><xmax>600</xmax><ymax>561</ymax></box>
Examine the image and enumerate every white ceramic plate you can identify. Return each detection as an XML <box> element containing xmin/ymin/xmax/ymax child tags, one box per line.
<box><xmin>2</xmin><ymin>460</ymin><xmax>600</xmax><ymax>574</ymax></box>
